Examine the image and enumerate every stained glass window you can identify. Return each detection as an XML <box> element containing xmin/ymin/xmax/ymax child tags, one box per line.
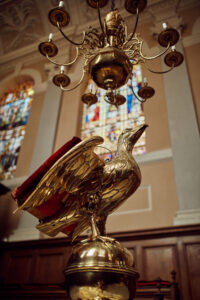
<box><xmin>0</xmin><ymin>82</ymin><xmax>34</xmax><ymax>180</ymax></box>
<box><xmin>81</xmin><ymin>65</ymin><xmax>146</xmax><ymax>158</ymax></box>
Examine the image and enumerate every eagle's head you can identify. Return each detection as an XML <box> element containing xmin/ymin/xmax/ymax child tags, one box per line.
<box><xmin>118</xmin><ymin>124</ymin><xmax>148</xmax><ymax>152</ymax></box>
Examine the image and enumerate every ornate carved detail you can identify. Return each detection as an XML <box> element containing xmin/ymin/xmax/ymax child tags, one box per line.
<box><xmin>0</xmin><ymin>0</ymin><xmax>42</xmax><ymax>53</ymax></box>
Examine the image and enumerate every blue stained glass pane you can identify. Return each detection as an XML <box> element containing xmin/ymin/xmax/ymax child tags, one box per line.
<box><xmin>0</xmin><ymin>83</ymin><xmax>34</xmax><ymax>180</ymax></box>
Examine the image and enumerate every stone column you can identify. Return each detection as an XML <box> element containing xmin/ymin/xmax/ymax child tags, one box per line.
<box><xmin>162</xmin><ymin>41</ymin><xmax>200</xmax><ymax>225</ymax></box>
<box><xmin>149</xmin><ymin>0</ymin><xmax>200</xmax><ymax>225</ymax></box>
<box><xmin>30</xmin><ymin>80</ymin><xmax>62</xmax><ymax>172</ymax></box>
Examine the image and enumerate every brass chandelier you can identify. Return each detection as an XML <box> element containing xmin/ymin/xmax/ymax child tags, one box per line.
<box><xmin>39</xmin><ymin>0</ymin><xmax>184</xmax><ymax>107</ymax></box>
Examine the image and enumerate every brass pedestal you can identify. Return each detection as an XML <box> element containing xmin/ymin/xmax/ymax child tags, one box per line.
<box><xmin>65</xmin><ymin>237</ymin><xmax>139</xmax><ymax>300</ymax></box>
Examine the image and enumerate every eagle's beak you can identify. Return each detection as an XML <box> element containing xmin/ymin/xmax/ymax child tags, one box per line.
<box><xmin>131</xmin><ymin>124</ymin><xmax>148</xmax><ymax>144</ymax></box>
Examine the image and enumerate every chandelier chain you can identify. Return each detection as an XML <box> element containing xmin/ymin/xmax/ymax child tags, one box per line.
<box><xmin>111</xmin><ymin>0</ymin><xmax>115</xmax><ymax>11</ymax></box>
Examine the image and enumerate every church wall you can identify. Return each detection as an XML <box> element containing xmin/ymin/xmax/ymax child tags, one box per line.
<box><xmin>107</xmin><ymin>160</ymin><xmax>178</xmax><ymax>232</ymax></box>
<box><xmin>141</xmin><ymin>59</ymin><xmax>171</xmax><ymax>152</ymax></box>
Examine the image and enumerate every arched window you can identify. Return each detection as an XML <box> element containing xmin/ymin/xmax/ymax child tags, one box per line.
<box><xmin>81</xmin><ymin>65</ymin><xmax>146</xmax><ymax>158</ymax></box>
<box><xmin>0</xmin><ymin>81</ymin><xmax>34</xmax><ymax>180</ymax></box>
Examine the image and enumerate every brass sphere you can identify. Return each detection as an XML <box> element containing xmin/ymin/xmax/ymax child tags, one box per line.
<box><xmin>105</xmin><ymin>10</ymin><xmax>123</xmax><ymax>36</ymax></box>
<box><xmin>90</xmin><ymin>47</ymin><xmax>132</xmax><ymax>90</ymax></box>
<box><xmin>164</xmin><ymin>51</ymin><xmax>184</xmax><ymax>67</ymax></box>
<box><xmin>38</xmin><ymin>41</ymin><xmax>58</xmax><ymax>57</ymax></box>
<box><xmin>53</xmin><ymin>73</ymin><xmax>70</xmax><ymax>87</ymax></box>
<box><xmin>48</xmin><ymin>7</ymin><xmax>70</xmax><ymax>27</ymax></box>
<box><xmin>65</xmin><ymin>237</ymin><xmax>139</xmax><ymax>300</ymax></box>
<box><xmin>125</xmin><ymin>0</ymin><xmax>147</xmax><ymax>14</ymax></box>
<box><xmin>158</xmin><ymin>28</ymin><xmax>179</xmax><ymax>47</ymax></box>
<box><xmin>87</xmin><ymin>0</ymin><xmax>109</xmax><ymax>8</ymax></box>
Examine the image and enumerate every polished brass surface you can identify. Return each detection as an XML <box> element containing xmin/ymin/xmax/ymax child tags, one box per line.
<box><xmin>66</xmin><ymin>237</ymin><xmax>135</xmax><ymax>274</ymax></box>
<box><xmin>38</xmin><ymin>41</ymin><xmax>58</xmax><ymax>57</ymax></box>
<box><xmin>90</xmin><ymin>47</ymin><xmax>132</xmax><ymax>89</ymax></box>
<box><xmin>65</xmin><ymin>237</ymin><xmax>139</xmax><ymax>300</ymax></box>
<box><xmin>87</xmin><ymin>0</ymin><xmax>109</xmax><ymax>9</ymax></box>
<box><xmin>158</xmin><ymin>28</ymin><xmax>179</xmax><ymax>47</ymax></box>
<box><xmin>53</xmin><ymin>73</ymin><xmax>71</xmax><ymax>87</ymax></box>
<box><xmin>104</xmin><ymin>9</ymin><xmax>126</xmax><ymax>47</ymax></box>
<box><xmin>105</xmin><ymin>10</ymin><xmax>123</xmax><ymax>37</ymax></box>
<box><xmin>138</xmin><ymin>85</ymin><xmax>155</xmax><ymax>99</ymax></box>
<box><xmin>48</xmin><ymin>6</ymin><xmax>70</xmax><ymax>27</ymax></box>
<box><xmin>82</xmin><ymin>93</ymin><xmax>98</xmax><ymax>106</ymax></box>
<box><xmin>164</xmin><ymin>50</ymin><xmax>184</xmax><ymax>67</ymax></box>
<box><xmin>125</xmin><ymin>0</ymin><xmax>147</xmax><ymax>14</ymax></box>
<box><xmin>16</xmin><ymin>125</ymin><xmax>147</xmax><ymax>240</ymax></box>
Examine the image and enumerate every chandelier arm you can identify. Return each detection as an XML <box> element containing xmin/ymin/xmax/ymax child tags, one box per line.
<box><xmin>130</xmin><ymin>85</ymin><xmax>146</xmax><ymax>103</ymax></box>
<box><xmin>143</xmin><ymin>60</ymin><xmax>175</xmax><ymax>74</ymax></box>
<box><xmin>126</xmin><ymin>8</ymin><xmax>139</xmax><ymax>44</ymax></box>
<box><xmin>111</xmin><ymin>0</ymin><xmax>115</xmax><ymax>11</ymax></box>
<box><xmin>97</xmin><ymin>0</ymin><xmax>105</xmax><ymax>35</ymax></box>
<box><xmin>140</xmin><ymin>41</ymin><xmax>171</xmax><ymax>60</ymax></box>
<box><xmin>57</xmin><ymin>22</ymin><xmax>85</xmax><ymax>46</ymax></box>
<box><xmin>60</xmin><ymin>70</ymin><xmax>86</xmax><ymax>92</ymax></box>
<box><xmin>46</xmin><ymin>47</ymin><xmax>79</xmax><ymax>67</ymax></box>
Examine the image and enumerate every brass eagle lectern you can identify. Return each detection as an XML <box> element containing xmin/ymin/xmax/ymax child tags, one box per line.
<box><xmin>14</xmin><ymin>124</ymin><xmax>148</xmax><ymax>299</ymax></box>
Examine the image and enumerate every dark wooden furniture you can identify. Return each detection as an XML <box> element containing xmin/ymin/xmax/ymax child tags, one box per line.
<box><xmin>0</xmin><ymin>224</ymin><xmax>199</xmax><ymax>299</ymax></box>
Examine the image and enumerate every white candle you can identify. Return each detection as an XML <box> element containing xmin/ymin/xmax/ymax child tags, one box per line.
<box><xmin>59</xmin><ymin>1</ymin><xmax>64</xmax><ymax>7</ymax></box>
<box><xmin>171</xmin><ymin>45</ymin><xmax>176</xmax><ymax>51</ymax></box>
<box><xmin>60</xmin><ymin>65</ymin><xmax>65</xmax><ymax>73</ymax></box>
<box><xmin>162</xmin><ymin>22</ymin><xmax>167</xmax><ymax>30</ymax></box>
<box><xmin>48</xmin><ymin>33</ymin><xmax>53</xmax><ymax>41</ymax></box>
<box><xmin>144</xmin><ymin>77</ymin><xmax>148</xmax><ymax>85</ymax></box>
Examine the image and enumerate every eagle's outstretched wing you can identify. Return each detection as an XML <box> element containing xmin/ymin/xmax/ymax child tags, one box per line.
<box><xmin>15</xmin><ymin>136</ymin><xmax>105</xmax><ymax>235</ymax></box>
